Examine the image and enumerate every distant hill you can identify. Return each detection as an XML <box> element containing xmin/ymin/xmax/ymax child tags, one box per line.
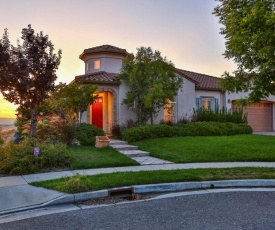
<box><xmin>0</xmin><ymin>118</ymin><xmax>16</xmax><ymax>125</ymax></box>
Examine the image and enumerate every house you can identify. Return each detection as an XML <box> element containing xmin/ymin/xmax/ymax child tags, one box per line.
<box><xmin>72</xmin><ymin>44</ymin><xmax>275</xmax><ymax>133</ymax></box>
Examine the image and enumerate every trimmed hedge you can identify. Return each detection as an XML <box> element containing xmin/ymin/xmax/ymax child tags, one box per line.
<box><xmin>75</xmin><ymin>123</ymin><xmax>105</xmax><ymax>146</ymax></box>
<box><xmin>122</xmin><ymin>122</ymin><xmax>253</xmax><ymax>142</ymax></box>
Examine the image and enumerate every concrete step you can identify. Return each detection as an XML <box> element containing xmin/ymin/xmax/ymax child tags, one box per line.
<box><xmin>119</xmin><ymin>150</ymin><xmax>150</xmax><ymax>157</ymax></box>
<box><xmin>109</xmin><ymin>140</ymin><xmax>128</xmax><ymax>146</ymax></box>
<box><xmin>112</xmin><ymin>144</ymin><xmax>138</xmax><ymax>151</ymax></box>
<box><xmin>131</xmin><ymin>156</ymin><xmax>172</xmax><ymax>165</ymax></box>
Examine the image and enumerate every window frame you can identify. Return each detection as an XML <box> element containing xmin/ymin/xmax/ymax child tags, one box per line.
<box><xmin>165</xmin><ymin>99</ymin><xmax>176</xmax><ymax>123</ymax></box>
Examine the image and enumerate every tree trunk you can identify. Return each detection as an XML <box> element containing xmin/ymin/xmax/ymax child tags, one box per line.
<box><xmin>150</xmin><ymin>113</ymin><xmax>154</xmax><ymax>125</ymax></box>
<box><xmin>30</xmin><ymin>104</ymin><xmax>37</xmax><ymax>139</ymax></box>
<box><xmin>79</xmin><ymin>111</ymin><xmax>82</xmax><ymax>125</ymax></box>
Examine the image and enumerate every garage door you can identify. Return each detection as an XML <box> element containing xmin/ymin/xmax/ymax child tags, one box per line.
<box><xmin>243</xmin><ymin>103</ymin><xmax>273</xmax><ymax>132</ymax></box>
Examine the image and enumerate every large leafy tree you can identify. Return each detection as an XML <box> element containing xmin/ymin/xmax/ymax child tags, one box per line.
<box><xmin>120</xmin><ymin>47</ymin><xmax>183</xmax><ymax>125</ymax></box>
<box><xmin>213</xmin><ymin>0</ymin><xmax>275</xmax><ymax>102</ymax></box>
<box><xmin>0</xmin><ymin>25</ymin><xmax>61</xmax><ymax>137</ymax></box>
<box><xmin>47</xmin><ymin>82</ymin><xmax>98</xmax><ymax>124</ymax></box>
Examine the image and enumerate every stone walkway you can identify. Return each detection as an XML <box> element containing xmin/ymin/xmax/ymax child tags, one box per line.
<box><xmin>109</xmin><ymin>140</ymin><xmax>172</xmax><ymax>165</ymax></box>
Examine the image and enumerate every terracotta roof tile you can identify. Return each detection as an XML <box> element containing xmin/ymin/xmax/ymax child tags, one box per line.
<box><xmin>176</xmin><ymin>68</ymin><xmax>222</xmax><ymax>91</ymax></box>
<box><xmin>74</xmin><ymin>71</ymin><xmax>120</xmax><ymax>85</ymax></box>
<box><xmin>80</xmin><ymin>45</ymin><xmax>128</xmax><ymax>59</ymax></box>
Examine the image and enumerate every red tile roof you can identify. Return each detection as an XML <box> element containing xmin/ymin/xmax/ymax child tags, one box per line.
<box><xmin>74</xmin><ymin>71</ymin><xmax>120</xmax><ymax>85</ymax></box>
<box><xmin>79</xmin><ymin>45</ymin><xmax>128</xmax><ymax>60</ymax></box>
<box><xmin>176</xmin><ymin>68</ymin><xmax>222</xmax><ymax>91</ymax></box>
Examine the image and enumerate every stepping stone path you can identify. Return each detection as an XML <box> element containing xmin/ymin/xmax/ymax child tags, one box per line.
<box><xmin>109</xmin><ymin>140</ymin><xmax>172</xmax><ymax>165</ymax></box>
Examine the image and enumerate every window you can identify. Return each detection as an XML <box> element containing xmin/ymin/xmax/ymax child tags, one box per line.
<box><xmin>202</xmin><ymin>98</ymin><xmax>212</xmax><ymax>110</ymax></box>
<box><xmin>196</xmin><ymin>97</ymin><xmax>218</xmax><ymax>110</ymax></box>
<box><xmin>165</xmin><ymin>100</ymin><xmax>176</xmax><ymax>123</ymax></box>
<box><xmin>94</xmin><ymin>60</ymin><xmax>100</xmax><ymax>69</ymax></box>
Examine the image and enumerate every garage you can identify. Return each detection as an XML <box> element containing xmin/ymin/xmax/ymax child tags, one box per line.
<box><xmin>243</xmin><ymin>103</ymin><xmax>273</xmax><ymax>132</ymax></box>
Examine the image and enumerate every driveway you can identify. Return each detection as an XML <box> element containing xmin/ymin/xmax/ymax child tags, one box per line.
<box><xmin>253</xmin><ymin>132</ymin><xmax>275</xmax><ymax>136</ymax></box>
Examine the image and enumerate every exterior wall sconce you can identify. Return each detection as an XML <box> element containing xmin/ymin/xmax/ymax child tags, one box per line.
<box><xmin>227</xmin><ymin>99</ymin><xmax>231</xmax><ymax>104</ymax></box>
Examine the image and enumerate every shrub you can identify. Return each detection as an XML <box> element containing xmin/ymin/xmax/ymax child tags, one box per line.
<box><xmin>0</xmin><ymin>138</ymin><xmax>72</xmax><ymax>175</ymax></box>
<box><xmin>61</xmin><ymin>174</ymin><xmax>91</xmax><ymax>193</ymax></box>
<box><xmin>14</xmin><ymin>115</ymin><xmax>30</xmax><ymax>133</ymax></box>
<box><xmin>111</xmin><ymin>124</ymin><xmax>123</xmax><ymax>139</ymax></box>
<box><xmin>193</xmin><ymin>107</ymin><xmax>248</xmax><ymax>124</ymax></box>
<box><xmin>111</xmin><ymin>119</ymin><xmax>137</xmax><ymax>139</ymax></box>
<box><xmin>36</xmin><ymin>119</ymin><xmax>76</xmax><ymax>145</ymax></box>
<box><xmin>75</xmin><ymin>123</ymin><xmax>105</xmax><ymax>146</ymax></box>
<box><xmin>122</xmin><ymin>122</ymin><xmax>253</xmax><ymax>142</ymax></box>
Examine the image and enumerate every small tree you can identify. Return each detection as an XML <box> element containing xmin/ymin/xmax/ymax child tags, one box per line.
<box><xmin>213</xmin><ymin>0</ymin><xmax>275</xmax><ymax>102</ymax></box>
<box><xmin>47</xmin><ymin>82</ymin><xmax>98</xmax><ymax>124</ymax></box>
<box><xmin>0</xmin><ymin>25</ymin><xmax>61</xmax><ymax>137</ymax></box>
<box><xmin>120</xmin><ymin>47</ymin><xmax>183</xmax><ymax>125</ymax></box>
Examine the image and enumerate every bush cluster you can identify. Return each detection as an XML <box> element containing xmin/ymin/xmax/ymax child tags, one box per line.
<box><xmin>75</xmin><ymin>123</ymin><xmax>105</xmax><ymax>146</ymax></box>
<box><xmin>36</xmin><ymin>119</ymin><xmax>76</xmax><ymax>145</ymax></box>
<box><xmin>122</xmin><ymin>122</ymin><xmax>253</xmax><ymax>142</ymax></box>
<box><xmin>0</xmin><ymin>138</ymin><xmax>72</xmax><ymax>175</ymax></box>
<box><xmin>193</xmin><ymin>107</ymin><xmax>248</xmax><ymax>124</ymax></box>
<box><xmin>111</xmin><ymin>119</ymin><xmax>137</xmax><ymax>139</ymax></box>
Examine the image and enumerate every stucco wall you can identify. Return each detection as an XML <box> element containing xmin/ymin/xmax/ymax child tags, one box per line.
<box><xmin>86</xmin><ymin>57</ymin><xmax>123</xmax><ymax>74</ymax></box>
<box><xmin>176</xmin><ymin>78</ymin><xmax>196</xmax><ymax>121</ymax></box>
<box><xmin>225</xmin><ymin>91</ymin><xmax>275</xmax><ymax>109</ymax></box>
<box><xmin>225</xmin><ymin>91</ymin><xmax>275</xmax><ymax>130</ymax></box>
<box><xmin>117</xmin><ymin>82</ymin><xmax>137</xmax><ymax>124</ymax></box>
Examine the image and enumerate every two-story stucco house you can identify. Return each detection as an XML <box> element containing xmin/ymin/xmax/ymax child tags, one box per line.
<box><xmin>72</xmin><ymin>45</ymin><xmax>275</xmax><ymax>133</ymax></box>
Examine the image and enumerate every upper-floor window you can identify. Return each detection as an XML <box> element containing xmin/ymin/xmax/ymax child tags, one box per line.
<box><xmin>94</xmin><ymin>60</ymin><xmax>100</xmax><ymax>69</ymax></box>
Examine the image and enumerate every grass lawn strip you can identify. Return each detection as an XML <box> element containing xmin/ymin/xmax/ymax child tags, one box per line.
<box><xmin>32</xmin><ymin>167</ymin><xmax>275</xmax><ymax>193</ymax></box>
<box><xmin>133</xmin><ymin>135</ymin><xmax>275</xmax><ymax>163</ymax></box>
<box><xmin>70</xmin><ymin>146</ymin><xmax>139</xmax><ymax>169</ymax></box>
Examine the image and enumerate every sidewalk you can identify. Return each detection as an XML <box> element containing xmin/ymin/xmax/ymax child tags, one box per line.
<box><xmin>1</xmin><ymin>162</ymin><xmax>275</xmax><ymax>215</ymax></box>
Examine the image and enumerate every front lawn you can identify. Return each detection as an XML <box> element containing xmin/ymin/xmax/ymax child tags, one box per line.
<box><xmin>70</xmin><ymin>146</ymin><xmax>139</xmax><ymax>169</ymax></box>
<box><xmin>32</xmin><ymin>167</ymin><xmax>275</xmax><ymax>193</ymax></box>
<box><xmin>133</xmin><ymin>135</ymin><xmax>275</xmax><ymax>163</ymax></box>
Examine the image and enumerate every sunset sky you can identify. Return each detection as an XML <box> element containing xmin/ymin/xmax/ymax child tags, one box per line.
<box><xmin>0</xmin><ymin>0</ymin><xmax>236</xmax><ymax>118</ymax></box>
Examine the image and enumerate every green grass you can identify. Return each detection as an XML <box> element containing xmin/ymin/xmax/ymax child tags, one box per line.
<box><xmin>132</xmin><ymin>135</ymin><xmax>275</xmax><ymax>163</ymax></box>
<box><xmin>70</xmin><ymin>146</ymin><xmax>139</xmax><ymax>169</ymax></box>
<box><xmin>32</xmin><ymin>167</ymin><xmax>275</xmax><ymax>193</ymax></box>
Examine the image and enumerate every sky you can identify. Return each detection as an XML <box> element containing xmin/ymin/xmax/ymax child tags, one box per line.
<box><xmin>0</xmin><ymin>0</ymin><xmax>236</xmax><ymax>118</ymax></box>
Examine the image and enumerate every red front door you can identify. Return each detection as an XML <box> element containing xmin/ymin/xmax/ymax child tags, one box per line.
<box><xmin>92</xmin><ymin>97</ymin><xmax>103</xmax><ymax>129</ymax></box>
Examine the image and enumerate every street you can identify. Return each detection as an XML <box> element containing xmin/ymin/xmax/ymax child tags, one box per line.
<box><xmin>1</xmin><ymin>190</ymin><xmax>275</xmax><ymax>230</ymax></box>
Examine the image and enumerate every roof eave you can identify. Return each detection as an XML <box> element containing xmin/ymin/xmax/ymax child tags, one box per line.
<box><xmin>79</xmin><ymin>50</ymin><xmax>128</xmax><ymax>61</ymax></box>
<box><xmin>195</xmin><ymin>87</ymin><xmax>223</xmax><ymax>92</ymax></box>
<box><xmin>77</xmin><ymin>80</ymin><xmax>121</xmax><ymax>85</ymax></box>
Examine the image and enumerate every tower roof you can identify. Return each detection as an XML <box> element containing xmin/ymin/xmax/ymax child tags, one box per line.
<box><xmin>79</xmin><ymin>45</ymin><xmax>128</xmax><ymax>60</ymax></box>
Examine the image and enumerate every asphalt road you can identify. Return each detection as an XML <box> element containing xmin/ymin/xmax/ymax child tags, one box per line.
<box><xmin>1</xmin><ymin>191</ymin><xmax>275</xmax><ymax>230</ymax></box>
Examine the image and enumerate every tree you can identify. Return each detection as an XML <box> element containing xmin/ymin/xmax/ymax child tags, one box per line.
<box><xmin>47</xmin><ymin>82</ymin><xmax>98</xmax><ymax>124</ymax></box>
<box><xmin>0</xmin><ymin>25</ymin><xmax>61</xmax><ymax>137</ymax></box>
<box><xmin>213</xmin><ymin>0</ymin><xmax>275</xmax><ymax>102</ymax></box>
<box><xmin>119</xmin><ymin>47</ymin><xmax>183</xmax><ymax>125</ymax></box>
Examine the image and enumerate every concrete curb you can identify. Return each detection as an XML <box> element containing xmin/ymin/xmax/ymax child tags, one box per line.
<box><xmin>2</xmin><ymin>179</ymin><xmax>275</xmax><ymax>216</ymax></box>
